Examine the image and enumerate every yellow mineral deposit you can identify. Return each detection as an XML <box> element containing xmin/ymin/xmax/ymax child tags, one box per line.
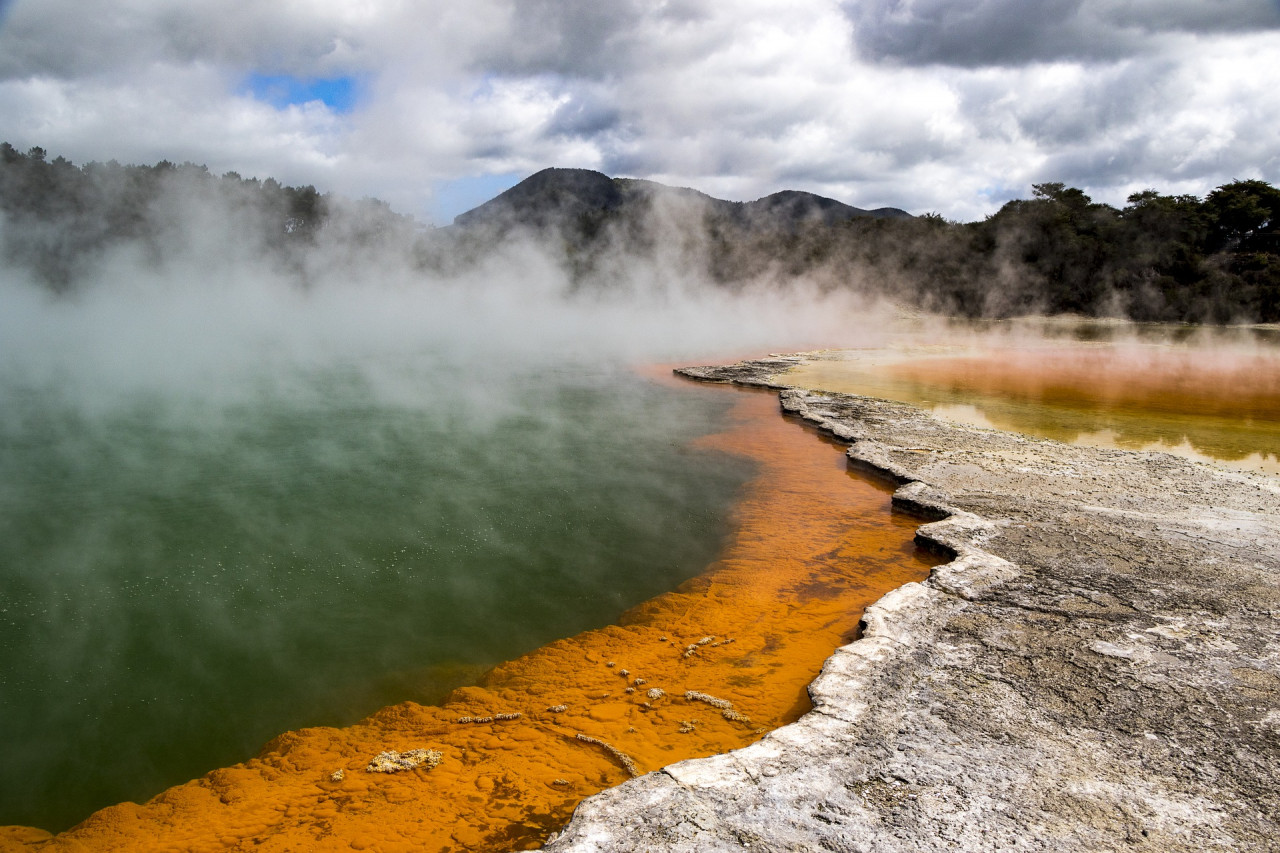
<box><xmin>0</xmin><ymin>384</ymin><xmax>938</xmax><ymax>853</ymax></box>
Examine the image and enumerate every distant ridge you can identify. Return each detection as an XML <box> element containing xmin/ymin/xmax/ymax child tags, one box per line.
<box><xmin>454</xmin><ymin>168</ymin><xmax>624</xmax><ymax>231</ymax></box>
<box><xmin>745</xmin><ymin>189</ymin><xmax>912</xmax><ymax>227</ymax></box>
<box><xmin>453</xmin><ymin>168</ymin><xmax>911</xmax><ymax>233</ymax></box>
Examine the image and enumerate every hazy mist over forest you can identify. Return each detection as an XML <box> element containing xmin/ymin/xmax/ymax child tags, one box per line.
<box><xmin>0</xmin><ymin>146</ymin><xmax>901</xmax><ymax>394</ymax></box>
<box><xmin>2</xmin><ymin>144</ymin><xmax>1278</xmax><ymax>340</ymax></box>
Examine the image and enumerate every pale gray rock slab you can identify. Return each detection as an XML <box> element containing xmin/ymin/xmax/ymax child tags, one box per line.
<box><xmin>535</xmin><ymin>358</ymin><xmax>1280</xmax><ymax>852</ymax></box>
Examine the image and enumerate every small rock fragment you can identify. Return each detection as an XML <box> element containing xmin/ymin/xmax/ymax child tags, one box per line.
<box><xmin>366</xmin><ymin>749</ymin><xmax>442</xmax><ymax>773</ymax></box>
<box><xmin>685</xmin><ymin>690</ymin><xmax>733</xmax><ymax>710</ymax></box>
<box><xmin>458</xmin><ymin>712</ymin><xmax>521</xmax><ymax>723</ymax></box>
<box><xmin>575</xmin><ymin>733</ymin><xmax>639</xmax><ymax>777</ymax></box>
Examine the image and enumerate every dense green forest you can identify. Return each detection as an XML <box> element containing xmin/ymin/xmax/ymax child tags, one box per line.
<box><xmin>746</xmin><ymin>179</ymin><xmax>1280</xmax><ymax>323</ymax></box>
<box><xmin>3</xmin><ymin>143</ymin><xmax>1277</xmax><ymax>322</ymax></box>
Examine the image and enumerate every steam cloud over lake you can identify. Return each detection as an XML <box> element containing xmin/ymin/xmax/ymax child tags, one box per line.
<box><xmin>0</xmin><ymin>165</ymin><xmax>895</xmax><ymax>832</ymax></box>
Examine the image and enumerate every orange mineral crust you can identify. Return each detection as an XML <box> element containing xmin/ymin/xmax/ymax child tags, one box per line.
<box><xmin>1</xmin><ymin>386</ymin><xmax>938</xmax><ymax>853</ymax></box>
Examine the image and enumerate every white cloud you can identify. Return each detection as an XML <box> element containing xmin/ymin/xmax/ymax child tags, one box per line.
<box><xmin>0</xmin><ymin>64</ymin><xmax>346</xmax><ymax>182</ymax></box>
<box><xmin>0</xmin><ymin>0</ymin><xmax>1277</xmax><ymax>224</ymax></box>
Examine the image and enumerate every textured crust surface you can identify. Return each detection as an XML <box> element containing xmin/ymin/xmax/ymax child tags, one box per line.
<box><xmin>541</xmin><ymin>357</ymin><xmax>1280</xmax><ymax>852</ymax></box>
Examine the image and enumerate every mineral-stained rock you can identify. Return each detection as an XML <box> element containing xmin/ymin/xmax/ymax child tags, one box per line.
<box><xmin>538</xmin><ymin>359</ymin><xmax>1280</xmax><ymax>852</ymax></box>
<box><xmin>365</xmin><ymin>748</ymin><xmax>441</xmax><ymax>774</ymax></box>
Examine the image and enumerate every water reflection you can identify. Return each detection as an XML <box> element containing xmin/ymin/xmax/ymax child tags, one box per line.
<box><xmin>786</xmin><ymin>320</ymin><xmax>1280</xmax><ymax>476</ymax></box>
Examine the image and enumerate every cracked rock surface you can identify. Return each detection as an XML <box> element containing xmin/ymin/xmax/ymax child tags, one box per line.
<box><xmin>537</xmin><ymin>358</ymin><xmax>1280</xmax><ymax>852</ymax></box>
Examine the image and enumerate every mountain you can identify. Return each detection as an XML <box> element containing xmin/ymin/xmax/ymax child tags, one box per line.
<box><xmin>452</xmin><ymin>168</ymin><xmax>911</xmax><ymax>235</ymax></box>
<box><xmin>453</xmin><ymin>168</ymin><xmax>625</xmax><ymax>231</ymax></box>
<box><xmin>742</xmin><ymin>189</ymin><xmax>912</xmax><ymax>227</ymax></box>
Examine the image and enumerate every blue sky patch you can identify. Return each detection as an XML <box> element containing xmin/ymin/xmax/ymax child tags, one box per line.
<box><xmin>244</xmin><ymin>74</ymin><xmax>359</xmax><ymax>113</ymax></box>
<box><xmin>431</xmin><ymin>172</ymin><xmax>524</xmax><ymax>225</ymax></box>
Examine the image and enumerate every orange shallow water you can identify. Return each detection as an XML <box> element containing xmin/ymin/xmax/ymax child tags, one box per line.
<box><xmin>788</xmin><ymin>339</ymin><xmax>1280</xmax><ymax>472</ymax></box>
<box><xmin>887</xmin><ymin>346</ymin><xmax>1280</xmax><ymax>422</ymax></box>
<box><xmin>1</xmin><ymin>383</ymin><xmax>938</xmax><ymax>853</ymax></box>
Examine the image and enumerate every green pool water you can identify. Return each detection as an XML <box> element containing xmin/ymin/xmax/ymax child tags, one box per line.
<box><xmin>0</xmin><ymin>353</ymin><xmax>753</xmax><ymax>832</ymax></box>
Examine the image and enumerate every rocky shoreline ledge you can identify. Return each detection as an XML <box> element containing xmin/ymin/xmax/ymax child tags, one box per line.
<box><xmin>538</xmin><ymin>356</ymin><xmax>1280</xmax><ymax>852</ymax></box>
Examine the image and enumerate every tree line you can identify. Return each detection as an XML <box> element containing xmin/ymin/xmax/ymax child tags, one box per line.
<box><xmin>0</xmin><ymin>143</ymin><xmax>416</xmax><ymax>290</ymax></box>
<box><xmin>718</xmin><ymin>179</ymin><xmax>1280</xmax><ymax>323</ymax></box>
<box><xmin>3</xmin><ymin>143</ymin><xmax>1277</xmax><ymax>323</ymax></box>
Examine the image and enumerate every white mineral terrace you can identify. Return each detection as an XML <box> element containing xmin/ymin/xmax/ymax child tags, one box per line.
<box><xmin>539</xmin><ymin>356</ymin><xmax>1280</xmax><ymax>853</ymax></box>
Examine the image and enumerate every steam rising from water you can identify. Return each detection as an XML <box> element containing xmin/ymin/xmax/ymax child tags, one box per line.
<box><xmin>0</xmin><ymin>180</ymin><xmax>904</xmax><ymax>833</ymax></box>
<box><xmin>5</xmin><ymin>174</ymin><xmax>1275</xmax><ymax>832</ymax></box>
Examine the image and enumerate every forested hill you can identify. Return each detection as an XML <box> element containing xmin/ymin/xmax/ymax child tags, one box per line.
<box><xmin>2</xmin><ymin>143</ymin><xmax>1278</xmax><ymax>323</ymax></box>
<box><xmin>451</xmin><ymin>167</ymin><xmax>1279</xmax><ymax>323</ymax></box>
<box><xmin>453</xmin><ymin>167</ymin><xmax>910</xmax><ymax>234</ymax></box>
<box><xmin>887</xmin><ymin>180</ymin><xmax>1280</xmax><ymax>322</ymax></box>
<box><xmin>0</xmin><ymin>142</ymin><xmax>416</xmax><ymax>290</ymax></box>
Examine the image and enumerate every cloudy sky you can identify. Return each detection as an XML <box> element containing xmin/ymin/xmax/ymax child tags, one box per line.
<box><xmin>1</xmin><ymin>0</ymin><xmax>1277</xmax><ymax>224</ymax></box>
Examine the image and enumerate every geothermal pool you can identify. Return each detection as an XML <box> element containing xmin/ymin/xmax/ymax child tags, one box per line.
<box><xmin>0</xmin><ymin>270</ymin><xmax>937</xmax><ymax>847</ymax></box>
<box><xmin>0</xmin><ymin>367</ymin><xmax>941</xmax><ymax>851</ymax></box>
<box><xmin>0</xmin><ymin>357</ymin><xmax>759</xmax><ymax>832</ymax></box>
<box><xmin>9</xmin><ymin>308</ymin><xmax>1271</xmax><ymax>848</ymax></box>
